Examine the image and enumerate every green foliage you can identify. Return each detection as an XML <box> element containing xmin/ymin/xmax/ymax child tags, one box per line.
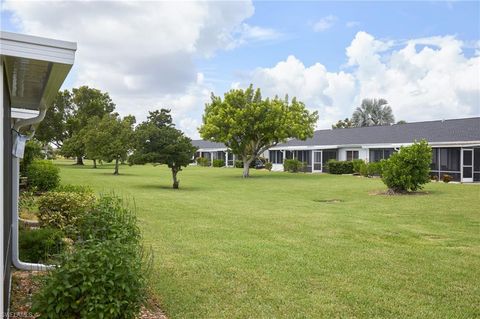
<box><xmin>283</xmin><ymin>159</ymin><xmax>305</xmax><ymax>173</ymax></box>
<box><xmin>442</xmin><ymin>174</ymin><xmax>453</xmax><ymax>183</ymax></box>
<box><xmin>19</xmin><ymin>227</ymin><xmax>65</xmax><ymax>263</ymax></box>
<box><xmin>27</xmin><ymin>160</ymin><xmax>60</xmax><ymax>192</ymax></box>
<box><xmin>359</xmin><ymin>161</ymin><xmax>383</xmax><ymax>177</ymax></box>
<box><xmin>54</xmin><ymin>183</ymin><xmax>94</xmax><ymax>194</ymax></box>
<box><xmin>83</xmin><ymin>114</ymin><xmax>135</xmax><ymax>174</ymax></box>
<box><xmin>332</xmin><ymin>118</ymin><xmax>354</xmax><ymax>129</ymax></box>
<box><xmin>199</xmin><ymin>84</ymin><xmax>318</xmax><ymax>177</ymax></box>
<box><xmin>196</xmin><ymin>157</ymin><xmax>210</xmax><ymax>167</ymax></box>
<box><xmin>327</xmin><ymin>160</ymin><xmax>354</xmax><ymax>174</ymax></box>
<box><xmin>352</xmin><ymin>98</ymin><xmax>394</xmax><ymax>127</ymax></box>
<box><xmin>265</xmin><ymin>162</ymin><xmax>273</xmax><ymax>171</ymax></box>
<box><xmin>130</xmin><ymin>110</ymin><xmax>197</xmax><ymax>188</ymax></box>
<box><xmin>235</xmin><ymin>160</ymin><xmax>243</xmax><ymax>168</ymax></box>
<box><xmin>352</xmin><ymin>159</ymin><xmax>365</xmax><ymax>174</ymax></box>
<box><xmin>32</xmin><ymin>195</ymin><xmax>150</xmax><ymax>319</ymax></box>
<box><xmin>212</xmin><ymin>159</ymin><xmax>225</xmax><ymax>167</ymax></box>
<box><xmin>37</xmin><ymin>191</ymin><xmax>96</xmax><ymax>234</ymax></box>
<box><xmin>20</xmin><ymin>139</ymin><xmax>43</xmax><ymax>176</ymax></box>
<box><xmin>381</xmin><ymin>140</ymin><xmax>432</xmax><ymax>192</ymax></box>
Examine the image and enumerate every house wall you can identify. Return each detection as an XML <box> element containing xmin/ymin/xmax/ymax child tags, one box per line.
<box><xmin>2</xmin><ymin>61</ymin><xmax>13</xmax><ymax>313</ymax></box>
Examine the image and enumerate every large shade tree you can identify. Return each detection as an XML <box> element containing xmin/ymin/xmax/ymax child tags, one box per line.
<box><xmin>199</xmin><ymin>85</ymin><xmax>318</xmax><ymax>178</ymax></box>
<box><xmin>332</xmin><ymin>118</ymin><xmax>354</xmax><ymax>129</ymax></box>
<box><xmin>351</xmin><ymin>98</ymin><xmax>395</xmax><ymax>127</ymax></box>
<box><xmin>59</xmin><ymin>86</ymin><xmax>116</xmax><ymax>165</ymax></box>
<box><xmin>130</xmin><ymin>109</ymin><xmax>196</xmax><ymax>189</ymax></box>
<box><xmin>83</xmin><ymin>114</ymin><xmax>136</xmax><ymax>174</ymax></box>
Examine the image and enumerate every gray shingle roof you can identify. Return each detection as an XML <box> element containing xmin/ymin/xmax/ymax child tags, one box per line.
<box><xmin>277</xmin><ymin>117</ymin><xmax>480</xmax><ymax>147</ymax></box>
<box><xmin>192</xmin><ymin>140</ymin><xmax>226</xmax><ymax>149</ymax></box>
<box><xmin>192</xmin><ymin>117</ymin><xmax>480</xmax><ymax>150</ymax></box>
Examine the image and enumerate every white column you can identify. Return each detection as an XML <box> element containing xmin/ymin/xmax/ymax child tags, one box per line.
<box><xmin>210</xmin><ymin>152</ymin><xmax>214</xmax><ymax>166</ymax></box>
<box><xmin>225</xmin><ymin>151</ymin><xmax>229</xmax><ymax>167</ymax></box>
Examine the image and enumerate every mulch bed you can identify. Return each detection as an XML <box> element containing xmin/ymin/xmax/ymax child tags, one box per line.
<box><xmin>9</xmin><ymin>270</ymin><xmax>167</xmax><ymax>319</ymax></box>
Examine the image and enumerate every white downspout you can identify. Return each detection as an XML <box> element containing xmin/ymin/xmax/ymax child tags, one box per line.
<box><xmin>12</xmin><ymin>105</ymin><xmax>54</xmax><ymax>271</ymax></box>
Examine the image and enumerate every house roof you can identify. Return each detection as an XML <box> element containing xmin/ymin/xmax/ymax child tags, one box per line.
<box><xmin>193</xmin><ymin>117</ymin><xmax>480</xmax><ymax>150</ymax></box>
<box><xmin>276</xmin><ymin>117</ymin><xmax>480</xmax><ymax>148</ymax></box>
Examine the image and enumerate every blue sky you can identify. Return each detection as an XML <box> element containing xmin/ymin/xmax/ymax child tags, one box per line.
<box><xmin>1</xmin><ymin>1</ymin><xmax>479</xmax><ymax>137</ymax></box>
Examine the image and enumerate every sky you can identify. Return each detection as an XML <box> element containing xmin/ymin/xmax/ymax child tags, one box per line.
<box><xmin>1</xmin><ymin>0</ymin><xmax>479</xmax><ymax>138</ymax></box>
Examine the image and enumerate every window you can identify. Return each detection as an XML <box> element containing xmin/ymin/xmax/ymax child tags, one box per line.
<box><xmin>346</xmin><ymin>150</ymin><xmax>359</xmax><ymax>161</ymax></box>
<box><xmin>439</xmin><ymin>148</ymin><xmax>460</xmax><ymax>171</ymax></box>
<box><xmin>369</xmin><ymin>148</ymin><xmax>395</xmax><ymax>162</ymax></box>
<box><xmin>269</xmin><ymin>150</ymin><xmax>283</xmax><ymax>164</ymax></box>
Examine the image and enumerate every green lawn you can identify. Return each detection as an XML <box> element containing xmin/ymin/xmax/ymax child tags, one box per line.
<box><xmin>56</xmin><ymin>160</ymin><xmax>480</xmax><ymax>318</ymax></box>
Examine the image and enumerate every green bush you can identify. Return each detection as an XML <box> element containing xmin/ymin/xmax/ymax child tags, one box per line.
<box><xmin>352</xmin><ymin>159</ymin><xmax>365</xmax><ymax>174</ymax></box>
<box><xmin>32</xmin><ymin>195</ymin><xmax>150</xmax><ymax>319</ymax></box>
<box><xmin>234</xmin><ymin>159</ymin><xmax>256</xmax><ymax>168</ymax></box>
<box><xmin>212</xmin><ymin>159</ymin><xmax>225</xmax><ymax>167</ymax></box>
<box><xmin>196</xmin><ymin>157</ymin><xmax>210</xmax><ymax>167</ymax></box>
<box><xmin>381</xmin><ymin>140</ymin><xmax>432</xmax><ymax>192</ymax></box>
<box><xmin>359</xmin><ymin>161</ymin><xmax>383</xmax><ymax>177</ymax></box>
<box><xmin>20</xmin><ymin>139</ymin><xmax>43</xmax><ymax>176</ymax></box>
<box><xmin>19</xmin><ymin>227</ymin><xmax>65</xmax><ymax>263</ymax></box>
<box><xmin>284</xmin><ymin>159</ymin><xmax>305</xmax><ymax>173</ymax></box>
<box><xmin>442</xmin><ymin>174</ymin><xmax>453</xmax><ymax>183</ymax></box>
<box><xmin>327</xmin><ymin>160</ymin><xmax>354</xmax><ymax>174</ymax></box>
<box><xmin>265</xmin><ymin>162</ymin><xmax>273</xmax><ymax>171</ymax></box>
<box><xmin>54</xmin><ymin>183</ymin><xmax>93</xmax><ymax>193</ymax></box>
<box><xmin>27</xmin><ymin>160</ymin><xmax>60</xmax><ymax>192</ymax></box>
<box><xmin>37</xmin><ymin>191</ymin><xmax>96</xmax><ymax>234</ymax></box>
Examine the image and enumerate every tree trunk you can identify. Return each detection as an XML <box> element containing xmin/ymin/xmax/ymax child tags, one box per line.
<box><xmin>114</xmin><ymin>157</ymin><xmax>119</xmax><ymax>175</ymax></box>
<box><xmin>76</xmin><ymin>156</ymin><xmax>84</xmax><ymax>165</ymax></box>
<box><xmin>243</xmin><ymin>159</ymin><xmax>252</xmax><ymax>178</ymax></box>
<box><xmin>172</xmin><ymin>168</ymin><xmax>179</xmax><ymax>189</ymax></box>
<box><xmin>93</xmin><ymin>159</ymin><xmax>97</xmax><ymax>168</ymax></box>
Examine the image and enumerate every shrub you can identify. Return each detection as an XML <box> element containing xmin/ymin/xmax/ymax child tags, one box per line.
<box><xmin>27</xmin><ymin>160</ymin><xmax>60</xmax><ymax>192</ymax></box>
<box><xmin>37</xmin><ymin>191</ymin><xmax>96</xmax><ymax>234</ymax></box>
<box><xmin>235</xmin><ymin>160</ymin><xmax>243</xmax><ymax>168</ymax></box>
<box><xmin>196</xmin><ymin>157</ymin><xmax>210</xmax><ymax>167</ymax></box>
<box><xmin>352</xmin><ymin>159</ymin><xmax>365</xmax><ymax>174</ymax></box>
<box><xmin>265</xmin><ymin>162</ymin><xmax>273</xmax><ymax>171</ymax></box>
<box><xmin>20</xmin><ymin>139</ymin><xmax>43</xmax><ymax>176</ymax></box>
<box><xmin>19</xmin><ymin>227</ymin><xmax>65</xmax><ymax>263</ymax></box>
<box><xmin>32</xmin><ymin>195</ymin><xmax>150</xmax><ymax>319</ymax></box>
<box><xmin>381</xmin><ymin>140</ymin><xmax>432</xmax><ymax>193</ymax></box>
<box><xmin>430</xmin><ymin>174</ymin><xmax>439</xmax><ymax>181</ymax></box>
<box><xmin>327</xmin><ymin>160</ymin><xmax>354</xmax><ymax>174</ymax></box>
<box><xmin>284</xmin><ymin>159</ymin><xmax>305</xmax><ymax>173</ymax></box>
<box><xmin>442</xmin><ymin>174</ymin><xmax>453</xmax><ymax>183</ymax></box>
<box><xmin>360</xmin><ymin>161</ymin><xmax>383</xmax><ymax>177</ymax></box>
<box><xmin>54</xmin><ymin>183</ymin><xmax>93</xmax><ymax>193</ymax></box>
<box><xmin>212</xmin><ymin>159</ymin><xmax>225</xmax><ymax>167</ymax></box>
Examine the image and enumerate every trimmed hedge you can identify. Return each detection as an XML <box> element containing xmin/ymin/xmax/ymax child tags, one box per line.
<box><xmin>327</xmin><ymin>160</ymin><xmax>354</xmax><ymax>174</ymax></box>
<box><xmin>352</xmin><ymin>159</ymin><xmax>365</xmax><ymax>174</ymax></box>
<box><xmin>212</xmin><ymin>159</ymin><xmax>225</xmax><ymax>167</ymax></box>
<box><xmin>284</xmin><ymin>159</ymin><xmax>305</xmax><ymax>173</ymax></box>
<box><xmin>196</xmin><ymin>157</ymin><xmax>210</xmax><ymax>167</ymax></box>
<box><xmin>359</xmin><ymin>161</ymin><xmax>383</xmax><ymax>177</ymax></box>
<box><xmin>27</xmin><ymin>160</ymin><xmax>60</xmax><ymax>192</ymax></box>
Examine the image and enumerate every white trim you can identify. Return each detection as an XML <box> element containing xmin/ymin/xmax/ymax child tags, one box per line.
<box><xmin>11</xmin><ymin>107</ymin><xmax>40</xmax><ymax>120</ymax></box>
<box><xmin>312</xmin><ymin>150</ymin><xmax>323</xmax><ymax>173</ymax></box>
<box><xmin>461</xmin><ymin>148</ymin><xmax>474</xmax><ymax>183</ymax></box>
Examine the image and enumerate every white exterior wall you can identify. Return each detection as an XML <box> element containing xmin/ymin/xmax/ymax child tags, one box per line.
<box><xmin>337</xmin><ymin>147</ymin><xmax>368</xmax><ymax>162</ymax></box>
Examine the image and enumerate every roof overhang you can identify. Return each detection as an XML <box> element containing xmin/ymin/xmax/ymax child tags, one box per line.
<box><xmin>1</xmin><ymin>31</ymin><xmax>76</xmax><ymax>116</ymax></box>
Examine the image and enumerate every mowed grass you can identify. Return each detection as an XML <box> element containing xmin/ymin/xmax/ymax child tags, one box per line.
<box><xmin>56</xmin><ymin>159</ymin><xmax>480</xmax><ymax>318</ymax></box>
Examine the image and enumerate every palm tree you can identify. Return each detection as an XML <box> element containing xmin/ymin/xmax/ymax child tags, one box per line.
<box><xmin>351</xmin><ymin>98</ymin><xmax>394</xmax><ymax>127</ymax></box>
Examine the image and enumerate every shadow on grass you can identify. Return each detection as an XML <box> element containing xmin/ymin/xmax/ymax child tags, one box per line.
<box><xmin>134</xmin><ymin>183</ymin><xmax>202</xmax><ymax>191</ymax></box>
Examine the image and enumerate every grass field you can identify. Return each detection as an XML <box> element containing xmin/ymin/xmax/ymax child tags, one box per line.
<box><xmin>56</xmin><ymin>160</ymin><xmax>480</xmax><ymax>318</ymax></box>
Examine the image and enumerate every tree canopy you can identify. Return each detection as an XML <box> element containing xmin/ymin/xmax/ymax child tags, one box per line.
<box><xmin>199</xmin><ymin>85</ymin><xmax>318</xmax><ymax>177</ymax></box>
<box><xmin>332</xmin><ymin>118</ymin><xmax>354</xmax><ymax>129</ymax></box>
<box><xmin>351</xmin><ymin>98</ymin><xmax>395</xmax><ymax>127</ymax></box>
<box><xmin>130</xmin><ymin>109</ymin><xmax>196</xmax><ymax>189</ymax></box>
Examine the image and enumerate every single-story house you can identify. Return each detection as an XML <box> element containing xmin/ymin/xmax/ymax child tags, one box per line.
<box><xmin>1</xmin><ymin>31</ymin><xmax>76</xmax><ymax>314</ymax></box>
<box><xmin>192</xmin><ymin>117</ymin><xmax>480</xmax><ymax>183</ymax></box>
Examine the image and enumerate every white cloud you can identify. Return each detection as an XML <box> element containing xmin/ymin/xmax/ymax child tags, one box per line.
<box><xmin>312</xmin><ymin>15</ymin><xmax>337</xmax><ymax>32</ymax></box>
<box><xmin>2</xmin><ymin>0</ymin><xmax>263</xmax><ymax>138</ymax></box>
<box><xmin>237</xmin><ymin>31</ymin><xmax>480</xmax><ymax>128</ymax></box>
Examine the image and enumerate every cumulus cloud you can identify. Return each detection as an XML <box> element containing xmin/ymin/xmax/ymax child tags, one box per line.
<box><xmin>2</xmin><ymin>0</ymin><xmax>260</xmax><ymax>138</ymax></box>
<box><xmin>237</xmin><ymin>31</ymin><xmax>479</xmax><ymax>128</ymax></box>
<box><xmin>312</xmin><ymin>15</ymin><xmax>337</xmax><ymax>32</ymax></box>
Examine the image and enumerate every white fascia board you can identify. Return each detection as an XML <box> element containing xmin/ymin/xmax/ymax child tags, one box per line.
<box><xmin>269</xmin><ymin>145</ymin><xmax>340</xmax><ymax>151</ymax></box>
<box><xmin>197</xmin><ymin>148</ymin><xmax>228</xmax><ymax>152</ymax></box>
<box><xmin>11</xmin><ymin>108</ymin><xmax>40</xmax><ymax>120</ymax></box>
<box><xmin>0</xmin><ymin>31</ymin><xmax>76</xmax><ymax>65</ymax></box>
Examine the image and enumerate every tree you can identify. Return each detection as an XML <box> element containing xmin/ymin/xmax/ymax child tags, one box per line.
<box><xmin>396</xmin><ymin>120</ymin><xmax>407</xmax><ymax>124</ymax></box>
<box><xmin>83</xmin><ymin>114</ymin><xmax>135</xmax><ymax>175</ymax></box>
<box><xmin>199</xmin><ymin>85</ymin><xmax>318</xmax><ymax>178</ymax></box>
<box><xmin>332</xmin><ymin>118</ymin><xmax>354</xmax><ymax>129</ymax></box>
<box><xmin>36</xmin><ymin>90</ymin><xmax>73</xmax><ymax>148</ymax></box>
<box><xmin>381</xmin><ymin>140</ymin><xmax>432</xmax><ymax>193</ymax></box>
<box><xmin>130</xmin><ymin>110</ymin><xmax>196</xmax><ymax>188</ymax></box>
<box><xmin>60</xmin><ymin>86</ymin><xmax>116</xmax><ymax>165</ymax></box>
<box><xmin>351</xmin><ymin>98</ymin><xmax>394</xmax><ymax>127</ymax></box>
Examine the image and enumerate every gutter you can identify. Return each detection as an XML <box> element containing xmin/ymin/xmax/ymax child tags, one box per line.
<box><xmin>11</xmin><ymin>105</ymin><xmax>54</xmax><ymax>271</ymax></box>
